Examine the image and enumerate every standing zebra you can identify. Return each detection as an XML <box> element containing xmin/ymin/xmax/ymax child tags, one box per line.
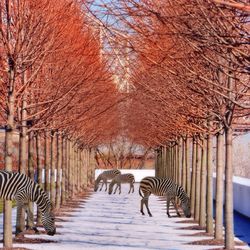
<box><xmin>108</xmin><ymin>173</ymin><xmax>135</xmax><ymax>194</ymax></box>
<box><xmin>139</xmin><ymin>176</ymin><xmax>191</xmax><ymax>218</ymax></box>
<box><xmin>0</xmin><ymin>170</ymin><xmax>56</xmax><ymax>236</ymax></box>
<box><xmin>94</xmin><ymin>169</ymin><xmax>121</xmax><ymax>192</ymax></box>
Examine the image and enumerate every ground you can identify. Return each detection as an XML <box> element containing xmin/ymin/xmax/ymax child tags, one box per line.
<box><xmin>0</xmin><ymin>184</ymin><xmax>249</xmax><ymax>250</ymax></box>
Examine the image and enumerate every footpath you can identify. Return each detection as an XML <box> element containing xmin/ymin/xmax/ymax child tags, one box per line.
<box><xmin>0</xmin><ymin>184</ymin><xmax>249</xmax><ymax>250</ymax></box>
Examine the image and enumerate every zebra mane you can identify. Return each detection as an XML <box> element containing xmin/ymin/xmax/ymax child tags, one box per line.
<box><xmin>34</xmin><ymin>183</ymin><xmax>53</xmax><ymax>212</ymax></box>
<box><xmin>176</xmin><ymin>184</ymin><xmax>189</xmax><ymax>203</ymax></box>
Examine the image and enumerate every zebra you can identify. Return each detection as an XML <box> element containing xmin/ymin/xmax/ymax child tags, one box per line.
<box><xmin>94</xmin><ymin>169</ymin><xmax>121</xmax><ymax>192</ymax></box>
<box><xmin>139</xmin><ymin>176</ymin><xmax>191</xmax><ymax>218</ymax></box>
<box><xmin>0</xmin><ymin>170</ymin><xmax>56</xmax><ymax>236</ymax></box>
<box><xmin>108</xmin><ymin>173</ymin><xmax>135</xmax><ymax>194</ymax></box>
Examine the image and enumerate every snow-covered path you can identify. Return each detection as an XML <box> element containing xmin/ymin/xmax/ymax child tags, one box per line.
<box><xmin>1</xmin><ymin>184</ymin><xmax>249</xmax><ymax>250</ymax></box>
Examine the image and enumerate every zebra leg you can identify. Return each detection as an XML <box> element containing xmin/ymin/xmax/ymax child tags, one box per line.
<box><xmin>128</xmin><ymin>183</ymin><xmax>131</xmax><ymax>194</ymax></box>
<box><xmin>99</xmin><ymin>181</ymin><xmax>105</xmax><ymax>191</ymax></box>
<box><xmin>166</xmin><ymin>198</ymin><xmax>171</xmax><ymax>218</ymax></box>
<box><xmin>140</xmin><ymin>198</ymin><xmax>145</xmax><ymax>215</ymax></box>
<box><xmin>104</xmin><ymin>180</ymin><xmax>108</xmax><ymax>191</ymax></box>
<box><xmin>25</xmin><ymin>204</ymin><xmax>39</xmax><ymax>234</ymax></box>
<box><xmin>114</xmin><ymin>184</ymin><xmax>118</xmax><ymax>194</ymax></box>
<box><xmin>119</xmin><ymin>183</ymin><xmax>121</xmax><ymax>194</ymax></box>
<box><xmin>171</xmin><ymin>199</ymin><xmax>181</xmax><ymax>217</ymax></box>
<box><xmin>132</xmin><ymin>183</ymin><xmax>134</xmax><ymax>193</ymax></box>
<box><xmin>144</xmin><ymin>198</ymin><xmax>152</xmax><ymax>217</ymax></box>
<box><xmin>15</xmin><ymin>201</ymin><xmax>25</xmax><ymax>235</ymax></box>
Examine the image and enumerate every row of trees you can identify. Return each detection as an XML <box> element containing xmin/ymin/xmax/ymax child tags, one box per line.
<box><xmin>95</xmin><ymin>139</ymin><xmax>153</xmax><ymax>169</ymax></box>
<box><xmin>86</xmin><ymin>0</ymin><xmax>249</xmax><ymax>249</ymax></box>
<box><xmin>0</xmin><ymin>0</ymin><xmax>249</xmax><ymax>248</ymax></box>
<box><xmin>155</xmin><ymin>136</ymin><xmax>218</xmax><ymax>240</ymax></box>
<box><xmin>17</xmin><ymin>132</ymin><xmax>95</xmax><ymax>234</ymax></box>
<box><xmin>0</xmin><ymin>0</ymin><xmax>121</xmax><ymax>247</ymax></box>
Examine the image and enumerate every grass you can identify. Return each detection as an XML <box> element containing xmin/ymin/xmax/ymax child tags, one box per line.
<box><xmin>0</xmin><ymin>200</ymin><xmax>16</xmax><ymax>214</ymax></box>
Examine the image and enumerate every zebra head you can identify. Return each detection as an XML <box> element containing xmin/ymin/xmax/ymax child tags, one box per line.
<box><xmin>108</xmin><ymin>180</ymin><xmax>115</xmax><ymax>194</ymax></box>
<box><xmin>42</xmin><ymin>203</ymin><xmax>56</xmax><ymax>236</ymax></box>
<box><xmin>181</xmin><ymin>198</ymin><xmax>191</xmax><ymax>218</ymax></box>
<box><xmin>33</xmin><ymin>185</ymin><xmax>56</xmax><ymax>235</ymax></box>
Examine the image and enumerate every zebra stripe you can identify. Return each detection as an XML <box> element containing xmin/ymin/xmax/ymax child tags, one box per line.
<box><xmin>108</xmin><ymin>173</ymin><xmax>135</xmax><ymax>194</ymax></box>
<box><xmin>139</xmin><ymin>176</ymin><xmax>191</xmax><ymax>218</ymax></box>
<box><xmin>0</xmin><ymin>170</ymin><xmax>56</xmax><ymax>235</ymax></box>
<box><xmin>94</xmin><ymin>169</ymin><xmax>121</xmax><ymax>192</ymax></box>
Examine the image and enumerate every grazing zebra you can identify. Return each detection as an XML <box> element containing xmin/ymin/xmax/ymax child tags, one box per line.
<box><xmin>0</xmin><ymin>170</ymin><xmax>56</xmax><ymax>236</ymax></box>
<box><xmin>108</xmin><ymin>173</ymin><xmax>135</xmax><ymax>194</ymax></box>
<box><xmin>94</xmin><ymin>169</ymin><xmax>121</xmax><ymax>192</ymax></box>
<box><xmin>139</xmin><ymin>176</ymin><xmax>191</xmax><ymax>218</ymax></box>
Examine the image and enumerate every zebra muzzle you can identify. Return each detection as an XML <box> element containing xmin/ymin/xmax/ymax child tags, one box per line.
<box><xmin>47</xmin><ymin>229</ymin><xmax>56</xmax><ymax>236</ymax></box>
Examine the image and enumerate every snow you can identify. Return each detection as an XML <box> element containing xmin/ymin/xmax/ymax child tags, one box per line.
<box><xmin>1</xmin><ymin>184</ymin><xmax>249</xmax><ymax>250</ymax></box>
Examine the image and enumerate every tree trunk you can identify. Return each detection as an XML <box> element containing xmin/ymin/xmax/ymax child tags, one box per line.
<box><xmin>72</xmin><ymin>146</ymin><xmax>76</xmax><ymax>197</ymax></box>
<box><xmin>162</xmin><ymin>146</ymin><xmax>167</xmax><ymax>178</ymax></box>
<box><xmin>175</xmin><ymin>141</ymin><xmax>179</xmax><ymax>184</ymax></box>
<box><xmin>206</xmin><ymin>127</ymin><xmax>213</xmax><ymax>234</ymax></box>
<box><xmin>83</xmin><ymin>149</ymin><xmax>88</xmax><ymax>189</ymax></box>
<box><xmin>155</xmin><ymin>149</ymin><xmax>159</xmax><ymax>176</ymax></box>
<box><xmin>66</xmin><ymin>139</ymin><xmax>70</xmax><ymax>199</ymax></box>
<box><xmin>190</xmin><ymin>137</ymin><xmax>196</xmax><ymax>217</ymax></box>
<box><xmin>169</xmin><ymin>146</ymin><xmax>173</xmax><ymax>179</ymax></box>
<box><xmin>87</xmin><ymin>149</ymin><xmax>91</xmax><ymax>186</ymax></box>
<box><xmin>72</xmin><ymin>144</ymin><xmax>76</xmax><ymax>197</ymax></box>
<box><xmin>89</xmin><ymin>148</ymin><xmax>96</xmax><ymax>185</ymax></box>
<box><xmin>157</xmin><ymin>148</ymin><xmax>161</xmax><ymax>177</ymax></box>
<box><xmin>50</xmin><ymin>131</ymin><xmax>56</xmax><ymax>204</ymax></box>
<box><xmin>215</xmin><ymin>131</ymin><xmax>224</xmax><ymax>240</ymax></box>
<box><xmin>16</xmin><ymin>90</ymin><xmax>27</xmax><ymax>234</ymax></box>
<box><xmin>81</xmin><ymin>150</ymin><xmax>85</xmax><ymax>191</ymax></box>
<box><xmin>27</xmin><ymin>131</ymin><xmax>35</xmax><ymax>229</ymax></box>
<box><xmin>182</xmin><ymin>138</ymin><xmax>186</xmax><ymax>191</ymax></box>
<box><xmin>55</xmin><ymin>132</ymin><xmax>61</xmax><ymax>210</ymax></box>
<box><xmin>225</xmin><ymin>127</ymin><xmax>234</xmax><ymax>249</ymax></box>
<box><xmin>3</xmin><ymin>1</ymin><xmax>15</xmax><ymax>245</ymax></box>
<box><xmin>69</xmin><ymin>140</ymin><xmax>73</xmax><ymax>198</ymax></box>
<box><xmin>36</xmin><ymin>133</ymin><xmax>42</xmax><ymax>226</ymax></box>
<box><xmin>194</xmin><ymin>138</ymin><xmax>201</xmax><ymax>221</ymax></box>
<box><xmin>186</xmin><ymin>138</ymin><xmax>191</xmax><ymax>197</ymax></box>
<box><xmin>4</xmin><ymin>94</ymin><xmax>14</xmax><ymax>247</ymax></box>
<box><xmin>75</xmin><ymin>145</ymin><xmax>79</xmax><ymax>195</ymax></box>
<box><xmin>166</xmin><ymin>146</ymin><xmax>170</xmax><ymax>178</ymax></box>
<box><xmin>156</xmin><ymin>147</ymin><xmax>163</xmax><ymax>178</ymax></box>
<box><xmin>173</xmin><ymin>143</ymin><xmax>177</xmax><ymax>182</ymax></box>
<box><xmin>61</xmin><ymin>136</ymin><xmax>66</xmax><ymax>205</ymax></box>
<box><xmin>77</xmin><ymin>148</ymin><xmax>81</xmax><ymax>192</ymax></box>
<box><xmin>79</xmin><ymin>149</ymin><xmax>83</xmax><ymax>191</ymax></box>
<box><xmin>178</xmin><ymin>138</ymin><xmax>182</xmax><ymax>186</ymax></box>
<box><xmin>44</xmin><ymin>132</ymin><xmax>50</xmax><ymax>194</ymax></box>
<box><xmin>199</xmin><ymin>137</ymin><xmax>207</xmax><ymax>227</ymax></box>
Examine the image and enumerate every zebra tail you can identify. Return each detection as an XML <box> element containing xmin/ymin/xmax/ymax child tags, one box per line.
<box><xmin>139</xmin><ymin>186</ymin><xmax>143</xmax><ymax>197</ymax></box>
